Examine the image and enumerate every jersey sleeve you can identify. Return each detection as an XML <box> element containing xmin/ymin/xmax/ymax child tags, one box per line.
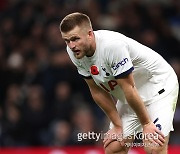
<box><xmin>66</xmin><ymin>47</ymin><xmax>92</xmax><ymax>79</ymax></box>
<box><xmin>77</xmin><ymin>65</ymin><xmax>92</xmax><ymax>79</ymax></box>
<box><xmin>106</xmin><ymin>41</ymin><xmax>134</xmax><ymax>78</ymax></box>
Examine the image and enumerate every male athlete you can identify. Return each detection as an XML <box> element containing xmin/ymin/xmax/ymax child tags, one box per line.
<box><xmin>59</xmin><ymin>12</ymin><xmax>179</xmax><ymax>154</ymax></box>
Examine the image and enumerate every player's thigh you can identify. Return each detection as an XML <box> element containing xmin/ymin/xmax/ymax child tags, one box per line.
<box><xmin>146</xmin><ymin>86</ymin><xmax>179</xmax><ymax>137</ymax></box>
<box><xmin>105</xmin><ymin>135</ymin><xmax>134</xmax><ymax>154</ymax></box>
<box><xmin>143</xmin><ymin>134</ymin><xmax>169</xmax><ymax>154</ymax></box>
<box><xmin>110</xmin><ymin>102</ymin><xmax>142</xmax><ymax>139</ymax></box>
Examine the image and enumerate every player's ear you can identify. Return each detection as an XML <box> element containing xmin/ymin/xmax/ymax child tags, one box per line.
<box><xmin>88</xmin><ymin>30</ymin><xmax>93</xmax><ymax>36</ymax></box>
<box><xmin>88</xmin><ymin>30</ymin><xmax>94</xmax><ymax>40</ymax></box>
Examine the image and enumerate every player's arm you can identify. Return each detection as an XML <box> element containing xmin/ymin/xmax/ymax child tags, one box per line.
<box><xmin>116</xmin><ymin>72</ymin><xmax>151</xmax><ymax>125</ymax></box>
<box><xmin>84</xmin><ymin>78</ymin><xmax>121</xmax><ymax>128</ymax></box>
<box><xmin>116</xmin><ymin>72</ymin><xmax>165</xmax><ymax>145</ymax></box>
<box><xmin>84</xmin><ymin>78</ymin><xmax>125</xmax><ymax>147</ymax></box>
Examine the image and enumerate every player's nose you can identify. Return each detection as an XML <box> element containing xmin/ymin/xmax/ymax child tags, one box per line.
<box><xmin>69</xmin><ymin>41</ymin><xmax>76</xmax><ymax>50</ymax></box>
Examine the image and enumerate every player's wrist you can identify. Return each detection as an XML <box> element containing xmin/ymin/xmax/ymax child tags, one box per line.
<box><xmin>113</xmin><ymin>121</ymin><xmax>123</xmax><ymax>129</ymax></box>
<box><xmin>142</xmin><ymin>121</ymin><xmax>153</xmax><ymax>128</ymax></box>
<box><xmin>113</xmin><ymin>124</ymin><xmax>122</xmax><ymax>129</ymax></box>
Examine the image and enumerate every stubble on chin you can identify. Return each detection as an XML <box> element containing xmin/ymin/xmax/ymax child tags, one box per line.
<box><xmin>74</xmin><ymin>52</ymin><xmax>83</xmax><ymax>59</ymax></box>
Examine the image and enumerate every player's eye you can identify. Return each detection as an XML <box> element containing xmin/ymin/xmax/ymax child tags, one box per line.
<box><xmin>71</xmin><ymin>37</ymin><xmax>80</xmax><ymax>42</ymax></box>
<box><xmin>64</xmin><ymin>39</ymin><xmax>70</xmax><ymax>43</ymax></box>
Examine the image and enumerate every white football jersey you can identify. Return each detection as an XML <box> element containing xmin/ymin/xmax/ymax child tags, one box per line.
<box><xmin>67</xmin><ymin>30</ymin><xmax>178</xmax><ymax>105</ymax></box>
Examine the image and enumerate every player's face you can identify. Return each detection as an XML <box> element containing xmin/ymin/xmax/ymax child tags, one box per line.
<box><xmin>61</xmin><ymin>26</ymin><xmax>95</xmax><ymax>59</ymax></box>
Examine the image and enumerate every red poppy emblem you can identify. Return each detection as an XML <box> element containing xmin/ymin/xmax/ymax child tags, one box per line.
<box><xmin>90</xmin><ymin>65</ymin><xmax>99</xmax><ymax>75</ymax></box>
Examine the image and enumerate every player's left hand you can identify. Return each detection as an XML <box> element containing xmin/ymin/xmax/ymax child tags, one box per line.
<box><xmin>103</xmin><ymin>126</ymin><xmax>124</xmax><ymax>148</ymax></box>
<box><xmin>143</xmin><ymin>122</ymin><xmax>165</xmax><ymax>146</ymax></box>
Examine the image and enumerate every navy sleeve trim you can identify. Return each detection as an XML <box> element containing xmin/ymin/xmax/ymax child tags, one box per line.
<box><xmin>80</xmin><ymin>74</ymin><xmax>92</xmax><ymax>79</ymax></box>
<box><xmin>114</xmin><ymin>67</ymin><xmax>134</xmax><ymax>79</ymax></box>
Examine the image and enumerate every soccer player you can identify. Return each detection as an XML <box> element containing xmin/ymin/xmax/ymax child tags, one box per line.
<box><xmin>59</xmin><ymin>12</ymin><xmax>179</xmax><ymax>154</ymax></box>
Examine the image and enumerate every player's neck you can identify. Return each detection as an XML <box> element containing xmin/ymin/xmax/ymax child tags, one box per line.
<box><xmin>86</xmin><ymin>49</ymin><xmax>95</xmax><ymax>57</ymax></box>
<box><xmin>86</xmin><ymin>37</ymin><xmax>96</xmax><ymax>57</ymax></box>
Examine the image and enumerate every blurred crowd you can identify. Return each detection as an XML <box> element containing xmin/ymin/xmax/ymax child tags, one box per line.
<box><xmin>0</xmin><ymin>0</ymin><xmax>179</xmax><ymax>147</ymax></box>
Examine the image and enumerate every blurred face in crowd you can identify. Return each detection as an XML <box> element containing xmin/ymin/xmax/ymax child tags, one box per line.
<box><xmin>61</xmin><ymin>25</ymin><xmax>96</xmax><ymax>59</ymax></box>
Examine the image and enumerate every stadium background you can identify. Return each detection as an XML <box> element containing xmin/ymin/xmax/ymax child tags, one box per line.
<box><xmin>0</xmin><ymin>0</ymin><xmax>179</xmax><ymax>153</ymax></box>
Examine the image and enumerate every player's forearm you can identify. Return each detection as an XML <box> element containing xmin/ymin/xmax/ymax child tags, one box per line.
<box><xmin>124</xmin><ymin>86</ymin><xmax>151</xmax><ymax>125</ymax></box>
<box><xmin>85</xmin><ymin>79</ymin><xmax>122</xmax><ymax>128</ymax></box>
<box><xmin>90</xmin><ymin>88</ymin><xmax>122</xmax><ymax>128</ymax></box>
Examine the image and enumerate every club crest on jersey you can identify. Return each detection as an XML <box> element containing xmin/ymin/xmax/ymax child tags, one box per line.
<box><xmin>90</xmin><ymin>65</ymin><xmax>99</xmax><ymax>75</ymax></box>
<box><xmin>101</xmin><ymin>66</ymin><xmax>110</xmax><ymax>76</ymax></box>
<box><xmin>112</xmin><ymin>58</ymin><xmax>128</xmax><ymax>70</ymax></box>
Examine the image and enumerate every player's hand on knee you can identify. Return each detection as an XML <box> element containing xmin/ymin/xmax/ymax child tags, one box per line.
<box><xmin>103</xmin><ymin>126</ymin><xmax>124</xmax><ymax>148</ymax></box>
<box><xmin>143</xmin><ymin>122</ymin><xmax>165</xmax><ymax>146</ymax></box>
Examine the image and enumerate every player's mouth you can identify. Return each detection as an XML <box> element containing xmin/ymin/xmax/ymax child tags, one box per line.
<box><xmin>73</xmin><ymin>49</ymin><xmax>81</xmax><ymax>55</ymax></box>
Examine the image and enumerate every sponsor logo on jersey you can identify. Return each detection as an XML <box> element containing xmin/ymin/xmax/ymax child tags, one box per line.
<box><xmin>112</xmin><ymin>58</ymin><xmax>128</xmax><ymax>70</ymax></box>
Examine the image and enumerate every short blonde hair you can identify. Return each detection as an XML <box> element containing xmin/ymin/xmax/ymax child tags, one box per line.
<box><xmin>60</xmin><ymin>12</ymin><xmax>92</xmax><ymax>32</ymax></box>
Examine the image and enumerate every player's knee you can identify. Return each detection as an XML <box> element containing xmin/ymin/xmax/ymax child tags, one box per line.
<box><xmin>144</xmin><ymin>135</ymin><xmax>169</xmax><ymax>154</ymax></box>
<box><xmin>144</xmin><ymin>144</ymin><xmax>168</xmax><ymax>154</ymax></box>
<box><xmin>105</xmin><ymin>141</ymin><xmax>129</xmax><ymax>154</ymax></box>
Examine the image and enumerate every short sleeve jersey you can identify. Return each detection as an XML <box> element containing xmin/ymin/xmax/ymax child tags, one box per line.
<box><xmin>67</xmin><ymin>30</ymin><xmax>177</xmax><ymax>105</ymax></box>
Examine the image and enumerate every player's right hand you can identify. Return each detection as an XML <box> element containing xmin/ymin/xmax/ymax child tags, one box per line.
<box><xmin>103</xmin><ymin>126</ymin><xmax>124</xmax><ymax>148</ymax></box>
